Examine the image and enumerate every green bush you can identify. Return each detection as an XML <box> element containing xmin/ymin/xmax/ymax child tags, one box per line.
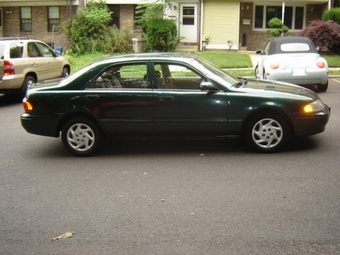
<box><xmin>266</xmin><ymin>18</ymin><xmax>289</xmax><ymax>37</ymax></box>
<box><xmin>142</xmin><ymin>18</ymin><xmax>181</xmax><ymax>52</ymax></box>
<box><xmin>60</xmin><ymin>0</ymin><xmax>132</xmax><ymax>55</ymax></box>
<box><xmin>322</xmin><ymin>7</ymin><xmax>340</xmax><ymax>24</ymax></box>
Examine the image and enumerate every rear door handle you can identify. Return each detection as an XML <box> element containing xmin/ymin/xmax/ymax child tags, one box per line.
<box><xmin>159</xmin><ymin>96</ymin><xmax>174</xmax><ymax>101</ymax></box>
<box><xmin>85</xmin><ymin>95</ymin><xmax>100</xmax><ymax>100</ymax></box>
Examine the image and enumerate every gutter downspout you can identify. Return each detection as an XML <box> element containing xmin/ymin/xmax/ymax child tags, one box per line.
<box><xmin>200</xmin><ymin>0</ymin><xmax>204</xmax><ymax>51</ymax></box>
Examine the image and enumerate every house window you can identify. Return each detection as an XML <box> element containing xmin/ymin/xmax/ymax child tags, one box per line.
<box><xmin>108</xmin><ymin>5</ymin><xmax>120</xmax><ymax>28</ymax></box>
<box><xmin>254</xmin><ymin>5</ymin><xmax>304</xmax><ymax>30</ymax></box>
<box><xmin>20</xmin><ymin>7</ymin><xmax>32</xmax><ymax>32</ymax></box>
<box><xmin>48</xmin><ymin>7</ymin><xmax>60</xmax><ymax>32</ymax></box>
<box><xmin>182</xmin><ymin>7</ymin><xmax>195</xmax><ymax>25</ymax></box>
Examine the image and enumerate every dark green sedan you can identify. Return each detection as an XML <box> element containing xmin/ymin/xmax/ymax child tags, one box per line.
<box><xmin>21</xmin><ymin>53</ymin><xmax>330</xmax><ymax>156</ymax></box>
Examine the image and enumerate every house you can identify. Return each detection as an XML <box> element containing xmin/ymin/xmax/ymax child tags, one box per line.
<box><xmin>0</xmin><ymin>0</ymin><xmax>330</xmax><ymax>52</ymax></box>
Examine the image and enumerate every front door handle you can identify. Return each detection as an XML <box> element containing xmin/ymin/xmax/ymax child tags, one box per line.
<box><xmin>159</xmin><ymin>96</ymin><xmax>174</xmax><ymax>101</ymax></box>
<box><xmin>85</xmin><ymin>95</ymin><xmax>100</xmax><ymax>100</ymax></box>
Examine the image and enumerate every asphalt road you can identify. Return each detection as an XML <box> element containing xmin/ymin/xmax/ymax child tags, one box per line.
<box><xmin>1</xmin><ymin>80</ymin><xmax>340</xmax><ymax>255</ymax></box>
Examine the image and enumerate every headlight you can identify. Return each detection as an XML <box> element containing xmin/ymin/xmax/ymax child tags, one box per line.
<box><xmin>303</xmin><ymin>99</ymin><xmax>324</xmax><ymax>113</ymax></box>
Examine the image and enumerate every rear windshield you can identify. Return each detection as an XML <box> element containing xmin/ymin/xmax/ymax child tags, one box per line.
<box><xmin>280</xmin><ymin>43</ymin><xmax>310</xmax><ymax>52</ymax></box>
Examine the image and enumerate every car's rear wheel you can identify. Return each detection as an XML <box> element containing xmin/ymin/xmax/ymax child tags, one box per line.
<box><xmin>18</xmin><ymin>75</ymin><xmax>36</xmax><ymax>98</ymax></box>
<box><xmin>245</xmin><ymin>113</ymin><xmax>289</xmax><ymax>152</ymax></box>
<box><xmin>255</xmin><ymin>66</ymin><xmax>260</xmax><ymax>78</ymax></box>
<box><xmin>317</xmin><ymin>82</ymin><xmax>328</xmax><ymax>92</ymax></box>
<box><xmin>62</xmin><ymin>118</ymin><xmax>101</xmax><ymax>156</ymax></box>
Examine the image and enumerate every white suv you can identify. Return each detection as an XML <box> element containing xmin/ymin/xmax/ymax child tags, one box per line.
<box><xmin>0</xmin><ymin>37</ymin><xmax>70</xmax><ymax>98</ymax></box>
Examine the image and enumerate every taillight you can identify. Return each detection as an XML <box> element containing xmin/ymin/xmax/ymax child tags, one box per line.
<box><xmin>316</xmin><ymin>61</ymin><xmax>326</xmax><ymax>68</ymax></box>
<box><xmin>4</xmin><ymin>60</ymin><xmax>15</xmax><ymax>75</ymax></box>
<box><xmin>23</xmin><ymin>98</ymin><xmax>33</xmax><ymax>111</ymax></box>
<box><xmin>270</xmin><ymin>62</ymin><xmax>280</xmax><ymax>69</ymax></box>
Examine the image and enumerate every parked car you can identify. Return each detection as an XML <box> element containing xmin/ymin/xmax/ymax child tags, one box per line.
<box><xmin>0</xmin><ymin>37</ymin><xmax>70</xmax><ymax>98</ymax></box>
<box><xmin>21</xmin><ymin>53</ymin><xmax>330</xmax><ymax>156</ymax></box>
<box><xmin>255</xmin><ymin>36</ymin><xmax>329</xmax><ymax>92</ymax></box>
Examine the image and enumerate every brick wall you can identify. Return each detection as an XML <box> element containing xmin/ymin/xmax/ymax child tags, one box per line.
<box><xmin>2</xmin><ymin>6</ymin><xmax>77</xmax><ymax>51</ymax></box>
<box><xmin>239</xmin><ymin>2</ymin><xmax>327</xmax><ymax>51</ymax></box>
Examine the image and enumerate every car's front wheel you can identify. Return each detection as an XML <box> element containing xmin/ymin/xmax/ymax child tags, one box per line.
<box><xmin>61</xmin><ymin>118</ymin><xmax>101</xmax><ymax>156</ymax></box>
<box><xmin>61</xmin><ymin>66</ymin><xmax>69</xmax><ymax>77</ymax></box>
<box><xmin>245</xmin><ymin>113</ymin><xmax>289</xmax><ymax>152</ymax></box>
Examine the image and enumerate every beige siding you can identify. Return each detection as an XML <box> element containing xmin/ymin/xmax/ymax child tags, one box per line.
<box><xmin>203</xmin><ymin>0</ymin><xmax>240</xmax><ymax>49</ymax></box>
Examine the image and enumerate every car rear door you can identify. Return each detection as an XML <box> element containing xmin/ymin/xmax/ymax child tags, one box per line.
<box><xmin>82</xmin><ymin>62</ymin><xmax>154</xmax><ymax>136</ymax></box>
<box><xmin>151</xmin><ymin>63</ymin><xmax>228</xmax><ymax>136</ymax></box>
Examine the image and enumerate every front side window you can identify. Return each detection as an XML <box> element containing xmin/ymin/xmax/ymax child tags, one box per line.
<box><xmin>36</xmin><ymin>42</ymin><xmax>54</xmax><ymax>57</ymax></box>
<box><xmin>48</xmin><ymin>6</ymin><xmax>60</xmax><ymax>32</ymax></box>
<box><xmin>20</xmin><ymin>7</ymin><xmax>32</xmax><ymax>32</ymax></box>
<box><xmin>254</xmin><ymin>5</ymin><xmax>304</xmax><ymax>30</ymax></box>
<box><xmin>154</xmin><ymin>63</ymin><xmax>203</xmax><ymax>90</ymax></box>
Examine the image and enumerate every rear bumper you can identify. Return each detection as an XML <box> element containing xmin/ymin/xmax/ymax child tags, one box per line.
<box><xmin>0</xmin><ymin>74</ymin><xmax>24</xmax><ymax>90</ymax></box>
<box><xmin>21</xmin><ymin>113</ymin><xmax>60</xmax><ymax>137</ymax></box>
<box><xmin>267</xmin><ymin>69</ymin><xmax>328</xmax><ymax>85</ymax></box>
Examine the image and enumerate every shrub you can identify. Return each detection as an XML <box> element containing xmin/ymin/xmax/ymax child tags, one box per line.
<box><xmin>266</xmin><ymin>18</ymin><xmax>289</xmax><ymax>37</ymax></box>
<box><xmin>60</xmin><ymin>0</ymin><xmax>132</xmax><ymax>55</ymax></box>
<box><xmin>322</xmin><ymin>7</ymin><xmax>340</xmax><ymax>24</ymax></box>
<box><xmin>299</xmin><ymin>20</ymin><xmax>340</xmax><ymax>54</ymax></box>
<box><xmin>142</xmin><ymin>18</ymin><xmax>181</xmax><ymax>52</ymax></box>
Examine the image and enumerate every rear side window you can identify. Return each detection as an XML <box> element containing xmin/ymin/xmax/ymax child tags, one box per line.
<box><xmin>10</xmin><ymin>43</ymin><xmax>23</xmax><ymax>58</ymax></box>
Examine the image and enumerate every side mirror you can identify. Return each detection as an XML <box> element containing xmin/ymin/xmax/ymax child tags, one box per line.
<box><xmin>200</xmin><ymin>81</ymin><xmax>219</xmax><ymax>92</ymax></box>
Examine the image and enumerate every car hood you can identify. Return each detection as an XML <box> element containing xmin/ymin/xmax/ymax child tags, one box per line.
<box><xmin>239</xmin><ymin>78</ymin><xmax>319</xmax><ymax>100</ymax></box>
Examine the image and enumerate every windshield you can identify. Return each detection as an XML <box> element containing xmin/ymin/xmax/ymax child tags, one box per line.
<box><xmin>192</xmin><ymin>56</ymin><xmax>239</xmax><ymax>86</ymax></box>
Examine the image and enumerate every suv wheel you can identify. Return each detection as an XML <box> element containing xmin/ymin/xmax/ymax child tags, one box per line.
<box><xmin>19</xmin><ymin>75</ymin><xmax>36</xmax><ymax>98</ymax></box>
<box><xmin>61</xmin><ymin>67</ymin><xmax>69</xmax><ymax>77</ymax></box>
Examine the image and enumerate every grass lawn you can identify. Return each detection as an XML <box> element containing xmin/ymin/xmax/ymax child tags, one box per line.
<box><xmin>65</xmin><ymin>51</ymin><xmax>340</xmax><ymax>76</ymax></box>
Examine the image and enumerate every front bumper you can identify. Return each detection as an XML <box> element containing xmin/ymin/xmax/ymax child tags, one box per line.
<box><xmin>292</xmin><ymin>104</ymin><xmax>331</xmax><ymax>136</ymax></box>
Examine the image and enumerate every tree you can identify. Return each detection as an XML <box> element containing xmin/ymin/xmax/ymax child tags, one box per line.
<box><xmin>135</xmin><ymin>0</ymin><xmax>181</xmax><ymax>52</ymax></box>
<box><xmin>266</xmin><ymin>18</ymin><xmax>289</xmax><ymax>37</ymax></box>
<box><xmin>60</xmin><ymin>0</ymin><xmax>132</xmax><ymax>54</ymax></box>
<box><xmin>299</xmin><ymin>20</ymin><xmax>340</xmax><ymax>54</ymax></box>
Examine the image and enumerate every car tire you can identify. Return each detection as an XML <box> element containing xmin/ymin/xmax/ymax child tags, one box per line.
<box><xmin>255</xmin><ymin>66</ymin><xmax>260</xmax><ymax>78</ymax></box>
<box><xmin>317</xmin><ymin>82</ymin><xmax>328</xmax><ymax>92</ymax></box>
<box><xmin>61</xmin><ymin>118</ymin><xmax>101</xmax><ymax>156</ymax></box>
<box><xmin>61</xmin><ymin>67</ymin><xmax>69</xmax><ymax>77</ymax></box>
<box><xmin>19</xmin><ymin>75</ymin><xmax>36</xmax><ymax>98</ymax></box>
<box><xmin>245</xmin><ymin>113</ymin><xmax>289</xmax><ymax>153</ymax></box>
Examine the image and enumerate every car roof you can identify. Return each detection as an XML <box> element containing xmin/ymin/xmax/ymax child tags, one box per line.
<box><xmin>93</xmin><ymin>52</ymin><xmax>198</xmax><ymax>64</ymax></box>
<box><xmin>267</xmin><ymin>36</ymin><xmax>318</xmax><ymax>54</ymax></box>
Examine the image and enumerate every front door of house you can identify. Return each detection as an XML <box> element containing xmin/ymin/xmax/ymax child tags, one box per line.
<box><xmin>179</xmin><ymin>4</ymin><xmax>197</xmax><ymax>43</ymax></box>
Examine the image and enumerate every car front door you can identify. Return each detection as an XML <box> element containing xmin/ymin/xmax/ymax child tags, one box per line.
<box><xmin>152</xmin><ymin>63</ymin><xmax>228</xmax><ymax>136</ymax></box>
<box><xmin>83</xmin><ymin>62</ymin><xmax>154</xmax><ymax>136</ymax></box>
<box><xmin>36</xmin><ymin>42</ymin><xmax>61</xmax><ymax>79</ymax></box>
